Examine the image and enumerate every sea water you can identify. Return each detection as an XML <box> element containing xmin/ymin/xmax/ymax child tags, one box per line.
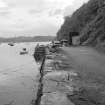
<box><xmin>0</xmin><ymin>42</ymin><xmax>48</xmax><ymax>105</ymax></box>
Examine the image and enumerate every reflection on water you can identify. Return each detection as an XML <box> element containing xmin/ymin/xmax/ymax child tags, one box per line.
<box><xmin>0</xmin><ymin>42</ymin><xmax>48</xmax><ymax>105</ymax></box>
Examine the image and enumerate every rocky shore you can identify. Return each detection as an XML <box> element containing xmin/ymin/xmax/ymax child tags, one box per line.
<box><xmin>33</xmin><ymin>46</ymin><xmax>105</xmax><ymax>105</ymax></box>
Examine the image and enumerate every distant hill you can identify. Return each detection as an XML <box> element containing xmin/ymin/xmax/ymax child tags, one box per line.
<box><xmin>57</xmin><ymin>0</ymin><xmax>105</xmax><ymax>51</ymax></box>
<box><xmin>0</xmin><ymin>36</ymin><xmax>55</xmax><ymax>43</ymax></box>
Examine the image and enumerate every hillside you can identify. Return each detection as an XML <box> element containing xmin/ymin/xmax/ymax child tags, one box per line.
<box><xmin>0</xmin><ymin>36</ymin><xmax>54</xmax><ymax>43</ymax></box>
<box><xmin>57</xmin><ymin>0</ymin><xmax>105</xmax><ymax>51</ymax></box>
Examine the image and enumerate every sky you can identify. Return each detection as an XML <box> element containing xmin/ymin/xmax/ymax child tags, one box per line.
<box><xmin>0</xmin><ymin>0</ymin><xmax>89</xmax><ymax>37</ymax></box>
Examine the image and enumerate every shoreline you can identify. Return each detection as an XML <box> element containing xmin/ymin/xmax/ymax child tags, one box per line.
<box><xmin>33</xmin><ymin>46</ymin><xmax>105</xmax><ymax>105</ymax></box>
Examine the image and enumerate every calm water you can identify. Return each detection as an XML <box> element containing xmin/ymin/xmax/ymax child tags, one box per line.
<box><xmin>0</xmin><ymin>42</ymin><xmax>48</xmax><ymax>105</ymax></box>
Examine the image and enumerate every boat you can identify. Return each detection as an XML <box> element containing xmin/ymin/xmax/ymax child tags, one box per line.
<box><xmin>20</xmin><ymin>51</ymin><xmax>28</xmax><ymax>55</ymax></box>
<box><xmin>33</xmin><ymin>45</ymin><xmax>46</xmax><ymax>62</ymax></box>
<box><xmin>20</xmin><ymin>48</ymin><xmax>28</xmax><ymax>55</ymax></box>
<box><xmin>8</xmin><ymin>42</ymin><xmax>14</xmax><ymax>46</ymax></box>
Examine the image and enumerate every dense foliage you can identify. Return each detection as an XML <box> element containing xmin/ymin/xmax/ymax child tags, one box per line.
<box><xmin>57</xmin><ymin>0</ymin><xmax>105</xmax><ymax>47</ymax></box>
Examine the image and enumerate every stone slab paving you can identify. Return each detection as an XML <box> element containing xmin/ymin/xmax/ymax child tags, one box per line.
<box><xmin>41</xmin><ymin>92</ymin><xmax>74</xmax><ymax>105</ymax></box>
<box><xmin>40</xmin><ymin>53</ymin><xmax>77</xmax><ymax>105</ymax></box>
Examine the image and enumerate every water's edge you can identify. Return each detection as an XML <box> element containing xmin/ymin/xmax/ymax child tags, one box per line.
<box><xmin>34</xmin><ymin>57</ymin><xmax>45</xmax><ymax>105</ymax></box>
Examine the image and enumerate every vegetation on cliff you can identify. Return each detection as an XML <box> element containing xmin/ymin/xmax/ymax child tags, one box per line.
<box><xmin>57</xmin><ymin>0</ymin><xmax>105</xmax><ymax>48</ymax></box>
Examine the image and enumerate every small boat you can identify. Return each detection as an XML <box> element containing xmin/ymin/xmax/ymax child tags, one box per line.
<box><xmin>20</xmin><ymin>51</ymin><xmax>28</xmax><ymax>55</ymax></box>
<box><xmin>20</xmin><ymin>48</ymin><xmax>28</xmax><ymax>55</ymax></box>
<box><xmin>23</xmin><ymin>48</ymin><xmax>26</xmax><ymax>51</ymax></box>
<box><xmin>8</xmin><ymin>42</ymin><xmax>14</xmax><ymax>46</ymax></box>
<box><xmin>34</xmin><ymin>45</ymin><xmax>46</xmax><ymax>62</ymax></box>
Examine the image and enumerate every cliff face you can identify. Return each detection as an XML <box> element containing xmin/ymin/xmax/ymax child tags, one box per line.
<box><xmin>57</xmin><ymin>0</ymin><xmax>105</xmax><ymax>49</ymax></box>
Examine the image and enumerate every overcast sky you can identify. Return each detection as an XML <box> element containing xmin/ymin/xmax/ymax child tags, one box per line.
<box><xmin>0</xmin><ymin>0</ymin><xmax>89</xmax><ymax>37</ymax></box>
